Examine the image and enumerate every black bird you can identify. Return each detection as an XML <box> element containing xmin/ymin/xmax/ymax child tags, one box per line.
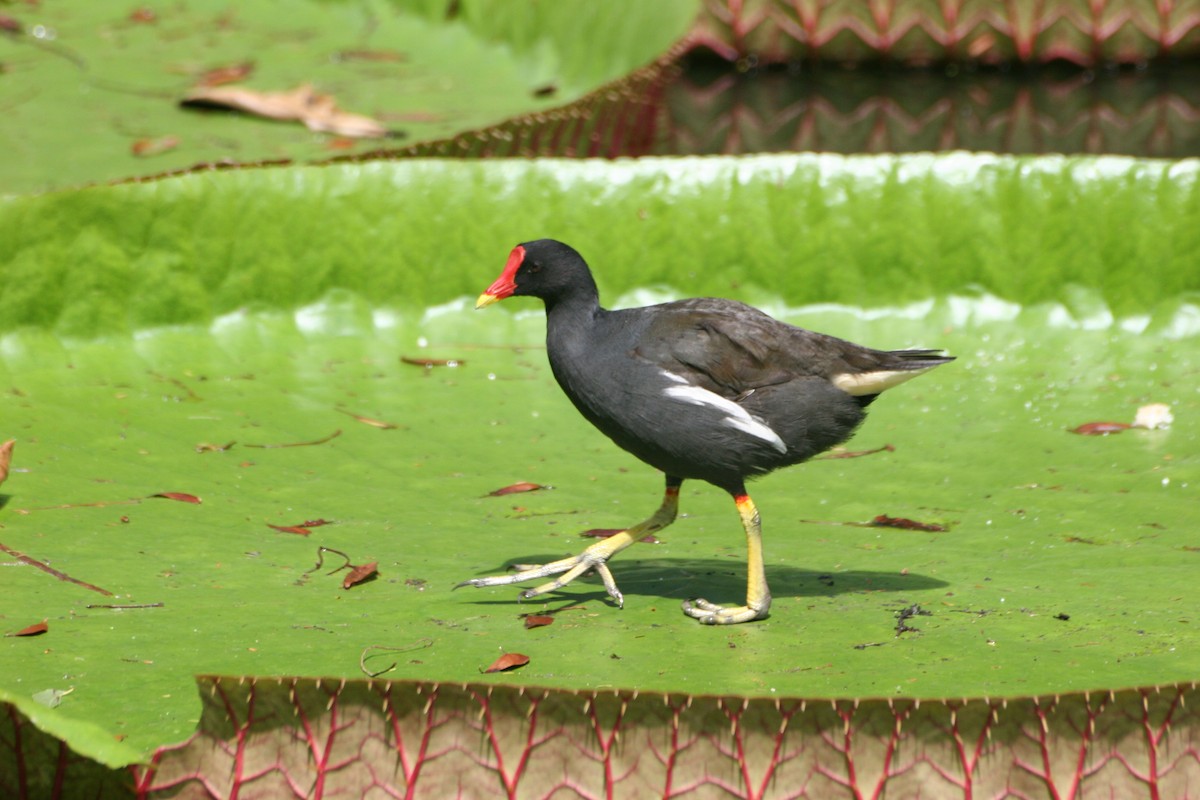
<box><xmin>458</xmin><ymin>239</ymin><xmax>953</xmax><ymax>624</ymax></box>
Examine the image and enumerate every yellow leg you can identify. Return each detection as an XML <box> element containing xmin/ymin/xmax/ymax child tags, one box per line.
<box><xmin>457</xmin><ymin>479</ymin><xmax>681</xmax><ymax>608</ymax></box>
<box><xmin>682</xmin><ymin>492</ymin><xmax>772</xmax><ymax>625</ymax></box>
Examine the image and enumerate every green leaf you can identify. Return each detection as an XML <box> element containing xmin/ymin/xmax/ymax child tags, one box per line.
<box><xmin>0</xmin><ymin>155</ymin><xmax>1197</xmax><ymax>775</ymax></box>
<box><xmin>0</xmin><ymin>0</ymin><xmax>696</xmax><ymax>194</ymax></box>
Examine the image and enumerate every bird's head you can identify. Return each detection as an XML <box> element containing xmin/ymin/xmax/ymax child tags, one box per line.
<box><xmin>476</xmin><ymin>239</ymin><xmax>593</xmax><ymax>309</ymax></box>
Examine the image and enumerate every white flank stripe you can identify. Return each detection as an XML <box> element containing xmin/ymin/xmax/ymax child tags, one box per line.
<box><xmin>832</xmin><ymin>368</ymin><xmax>928</xmax><ymax>396</ymax></box>
<box><xmin>663</xmin><ymin>384</ymin><xmax>787</xmax><ymax>454</ymax></box>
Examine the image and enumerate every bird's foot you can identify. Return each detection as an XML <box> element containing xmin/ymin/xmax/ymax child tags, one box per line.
<box><xmin>456</xmin><ymin>546</ymin><xmax>625</xmax><ymax>607</ymax></box>
<box><xmin>681</xmin><ymin>597</ymin><xmax>769</xmax><ymax>625</ymax></box>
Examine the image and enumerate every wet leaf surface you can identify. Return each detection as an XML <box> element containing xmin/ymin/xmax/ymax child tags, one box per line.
<box><xmin>0</xmin><ymin>1</ymin><xmax>695</xmax><ymax>193</ymax></box>
<box><xmin>0</xmin><ymin>155</ymin><xmax>1197</xmax><ymax>776</ymax></box>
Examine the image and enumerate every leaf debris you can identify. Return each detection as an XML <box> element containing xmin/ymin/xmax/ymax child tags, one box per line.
<box><xmin>359</xmin><ymin>639</ymin><xmax>433</xmax><ymax>678</ymax></box>
<box><xmin>150</xmin><ymin>492</ymin><xmax>202</xmax><ymax>504</ymax></box>
<box><xmin>895</xmin><ymin>604</ymin><xmax>932</xmax><ymax>636</ymax></box>
<box><xmin>487</xmin><ymin>482</ymin><xmax>549</xmax><ymax>497</ymax></box>
<box><xmin>483</xmin><ymin>653</ymin><xmax>530</xmax><ymax>673</ymax></box>
<box><xmin>337</xmin><ymin>408</ymin><xmax>401</xmax><ymax>429</ymax></box>
<box><xmin>870</xmin><ymin>515</ymin><xmax>947</xmax><ymax>532</ymax></box>
<box><xmin>0</xmin><ymin>542</ymin><xmax>113</xmax><ymax>596</ymax></box>
<box><xmin>182</xmin><ymin>83</ymin><xmax>391</xmax><ymax>139</ymax></box>
<box><xmin>342</xmin><ymin>561</ymin><xmax>378</xmax><ymax>589</ymax></box>
<box><xmin>7</xmin><ymin>621</ymin><xmax>48</xmax><ymax>637</ymax></box>
<box><xmin>245</xmin><ymin>429</ymin><xmax>341</xmax><ymax>449</ymax></box>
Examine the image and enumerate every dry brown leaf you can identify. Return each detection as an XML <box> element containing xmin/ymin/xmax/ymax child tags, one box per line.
<box><xmin>1069</xmin><ymin>421</ymin><xmax>1132</xmax><ymax>435</ymax></box>
<box><xmin>268</xmin><ymin>524</ymin><xmax>312</xmax><ymax>536</ymax></box>
<box><xmin>150</xmin><ymin>492</ymin><xmax>202</xmax><ymax>504</ymax></box>
<box><xmin>483</xmin><ymin>652</ymin><xmax>529</xmax><ymax>673</ymax></box>
<box><xmin>181</xmin><ymin>83</ymin><xmax>388</xmax><ymax>139</ymax></box>
<box><xmin>131</xmin><ymin>135</ymin><xmax>180</xmax><ymax>157</ymax></box>
<box><xmin>0</xmin><ymin>439</ymin><xmax>14</xmax><ymax>486</ymax></box>
<box><xmin>337</xmin><ymin>409</ymin><xmax>399</xmax><ymax>429</ymax></box>
<box><xmin>8</xmin><ymin>621</ymin><xmax>47</xmax><ymax>637</ymax></box>
<box><xmin>342</xmin><ymin>562</ymin><xmax>378</xmax><ymax>589</ymax></box>
<box><xmin>523</xmin><ymin>615</ymin><xmax>554</xmax><ymax>629</ymax></box>
<box><xmin>487</xmin><ymin>482</ymin><xmax>549</xmax><ymax>497</ymax></box>
<box><xmin>197</xmin><ymin>61</ymin><xmax>255</xmax><ymax>87</ymax></box>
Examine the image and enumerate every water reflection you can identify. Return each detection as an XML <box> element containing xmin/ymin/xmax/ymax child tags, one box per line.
<box><xmin>658</xmin><ymin>58</ymin><xmax>1200</xmax><ymax>157</ymax></box>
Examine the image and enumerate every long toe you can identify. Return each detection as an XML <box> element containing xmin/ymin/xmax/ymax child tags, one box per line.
<box><xmin>681</xmin><ymin>598</ymin><xmax>769</xmax><ymax>625</ymax></box>
<box><xmin>457</xmin><ymin>550</ymin><xmax>625</xmax><ymax>606</ymax></box>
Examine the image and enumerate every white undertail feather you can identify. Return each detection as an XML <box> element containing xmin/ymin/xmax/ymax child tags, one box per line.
<box><xmin>661</xmin><ymin>375</ymin><xmax>788</xmax><ymax>454</ymax></box>
<box><xmin>831</xmin><ymin>367</ymin><xmax>934</xmax><ymax>396</ymax></box>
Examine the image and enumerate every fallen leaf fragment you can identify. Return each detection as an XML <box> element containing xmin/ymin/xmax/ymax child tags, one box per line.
<box><xmin>181</xmin><ymin>83</ymin><xmax>389</xmax><ymax>139</ymax></box>
<box><xmin>150</xmin><ymin>492</ymin><xmax>201</xmax><ymax>504</ymax></box>
<box><xmin>401</xmin><ymin>356</ymin><xmax>464</xmax><ymax>368</ymax></box>
<box><xmin>0</xmin><ymin>542</ymin><xmax>113</xmax><ymax>596</ymax></box>
<box><xmin>337</xmin><ymin>408</ymin><xmax>400</xmax><ymax>429</ymax></box>
<box><xmin>195</xmin><ymin>441</ymin><xmax>235</xmax><ymax>453</ymax></box>
<box><xmin>7</xmin><ymin>621</ymin><xmax>47</xmax><ymax>637</ymax></box>
<box><xmin>131</xmin><ymin>135</ymin><xmax>180</xmax><ymax>157</ymax></box>
<box><xmin>302</xmin><ymin>519</ymin><xmax>334</xmax><ymax>528</ymax></box>
<box><xmin>268</xmin><ymin>524</ymin><xmax>311</xmax><ymax>536</ymax></box>
<box><xmin>342</xmin><ymin>561</ymin><xmax>378</xmax><ymax>589</ymax></box>
<box><xmin>483</xmin><ymin>652</ymin><xmax>530</xmax><ymax>673</ymax></box>
<box><xmin>487</xmin><ymin>482</ymin><xmax>549</xmax><ymax>497</ymax></box>
<box><xmin>1069</xmin><ymin>421</ymin><xmax>1131</xmax><ymax>435</ymax></box>
<box><xmin>244</xmin><ymin>429</ymin><xmax>341</xmax><ymax>449</ymax></box>
<box><xmin>870</xmin><ymin>515</ymin><xmax>947</xmax><ymax>532</ymax></box>
<box><xmin>197</xmin><ymin>60</ymin><xmax>255</xmax><ymax>87</ymax></box>
<box><xmin>0</xmin><ymin>439</ymin><xmax>13</xmax><ymax>486</ymax></box>
<box><xmin>523</xmin><ymin>615</ymin><xmax>554</xmax><ymax>629</ymax></box>
<box><xmin>580</xmin><ymin>527</ymin><xmax>660</xmax><ymax>544</ymax></box>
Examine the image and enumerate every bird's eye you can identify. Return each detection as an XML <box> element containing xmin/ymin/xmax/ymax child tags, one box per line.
<box><xmin>527</xmin><ymin>262</ymin><xmax>541</xmax><ymax>274</ymax></box>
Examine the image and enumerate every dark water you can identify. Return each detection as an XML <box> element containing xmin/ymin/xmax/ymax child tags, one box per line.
<box><xmin>654</xmin><ymin>57</ymin><xmax>1200</xmax><ymax>158</ymax></box>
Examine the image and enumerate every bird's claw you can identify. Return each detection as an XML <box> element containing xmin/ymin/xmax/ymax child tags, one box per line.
<box><xmin>457</xmin><ymin>550</ymin><xmax>625</xmax><ymax>608</ymax></box>
<box><xmin>681</xmin><ymin>597</ymin><xmax>769</xmax><ymax>625</ymax></box>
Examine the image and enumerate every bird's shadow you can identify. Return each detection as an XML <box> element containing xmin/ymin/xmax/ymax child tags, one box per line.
<box><xmin>457</xmin><ymin>554</ymin><xmax>947</xmax><ymax>608</ymax></box>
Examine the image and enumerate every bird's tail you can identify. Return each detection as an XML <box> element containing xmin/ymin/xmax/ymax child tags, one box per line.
<box><xmin>831</xmin><ymin>349</ymin><xmax>954</xmax><ymax>404</ymax></box>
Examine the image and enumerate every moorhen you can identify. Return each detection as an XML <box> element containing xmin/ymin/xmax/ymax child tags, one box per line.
<box><xmin>458</xmin><ymin>239</ymin><xmax>953</xmax><ymax>624</ymax></box>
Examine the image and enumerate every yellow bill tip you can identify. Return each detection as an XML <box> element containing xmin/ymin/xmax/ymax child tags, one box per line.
<box><xmin>475</xmin><ymin>292</ymin><xmax>501</xmax><ymax>310</ymax></box>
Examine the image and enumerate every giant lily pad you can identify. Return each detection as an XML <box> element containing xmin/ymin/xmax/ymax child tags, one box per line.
<box><xmin>0</xmin><ymin>155</ymin><xmax>1197</xmax><ymax>788</ymax></box>
<box><xmin>0</xmin><ymin>0</ymin><xmax>696</xmax><ymax>193</ymax></box>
